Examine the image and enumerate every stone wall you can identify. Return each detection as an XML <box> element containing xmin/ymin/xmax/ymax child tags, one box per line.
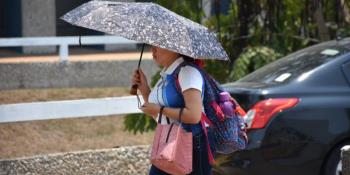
<box><xmin>0</xmin><ymin>145</ymin><xmax>151</xmax><ymax>175</ymax></box>
<box><xmin>0</xmin><ymin>60</ymin><xmax>159</xmax><ymax>90</ymax></box>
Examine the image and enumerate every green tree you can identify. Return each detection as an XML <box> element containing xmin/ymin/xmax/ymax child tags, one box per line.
<box><xmin>229</xmin><ymin>46</ymin><xmax>281</xmax><ymax>81</ymax></box>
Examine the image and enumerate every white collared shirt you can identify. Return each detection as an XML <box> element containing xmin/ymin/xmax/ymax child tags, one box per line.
<box><xmin>148</xmin><ymin>57</ymin><xmax>204</xmax><ymax>124</ymax></box>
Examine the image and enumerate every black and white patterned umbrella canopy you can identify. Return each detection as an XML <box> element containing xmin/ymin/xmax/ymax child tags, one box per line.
<box><xmin>61</xmin><ymin>1</ymin><xmax>229</xmax><ymax>60</ymax></box>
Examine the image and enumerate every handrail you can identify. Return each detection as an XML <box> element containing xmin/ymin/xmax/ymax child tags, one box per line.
<box><xmin>0</xmin><ymin>96</ymin><xmax>144</xmax><ymax>123</ymax></box>
<box><xmin>0</xmin><ymin>36</ymin><xmax>138</xmax><ymax>62</ymax></box>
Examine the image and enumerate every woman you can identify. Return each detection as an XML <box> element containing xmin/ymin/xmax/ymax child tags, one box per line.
<box><xmin>131</xmin><ymin>46</ymin><xmax>212</xmax><ymax>175</ymax></box>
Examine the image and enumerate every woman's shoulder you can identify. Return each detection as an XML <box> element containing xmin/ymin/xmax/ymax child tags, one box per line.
<box><xmin>178</xmin><ymin>64</ymin><xmax>203</xmax><ymax>91</ymax></box>
<box><xmin>179</xmin><ymin>64</ymin><xmax>202</xmax><ymax>77</ymax></box>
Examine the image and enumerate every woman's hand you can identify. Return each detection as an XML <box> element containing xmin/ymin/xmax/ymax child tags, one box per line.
<box><xmin>132</xmin><ymin>69</ymin><xmax>151</xmax><ymax>97</ymax></box>
<box><xmin>140</xmin><ymin>102</ymin><xmax>161</xmax><ymax>117</ymax></box>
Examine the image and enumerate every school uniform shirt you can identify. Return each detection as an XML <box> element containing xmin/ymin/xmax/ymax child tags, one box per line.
<box><xmin>148</xmin><ymin>57</ymin><xmax>204</xmax><ymax>125</ymax></box>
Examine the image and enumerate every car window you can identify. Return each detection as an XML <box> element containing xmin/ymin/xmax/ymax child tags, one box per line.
<box><xmin>238</xmin><ymin>44</ymin><xmax>350</xmax><ymax>84</ymax></box>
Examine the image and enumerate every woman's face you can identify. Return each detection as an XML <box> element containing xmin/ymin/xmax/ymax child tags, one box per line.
<box><xmin>151</xmin><ymin>46</ymin><xmax>179</xmax><ymax>67</ymax></box>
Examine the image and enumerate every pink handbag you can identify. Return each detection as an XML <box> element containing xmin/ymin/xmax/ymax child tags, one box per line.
<box><xmin>151</xmin><ymin>107</ymin><xmax>193</xmax><ymax>175</ymax></box>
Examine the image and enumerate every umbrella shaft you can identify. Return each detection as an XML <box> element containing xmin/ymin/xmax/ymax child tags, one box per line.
<box><xmin>138</xmin><ymin>43</ymin><xmax>145</xmax><ymax>69</ymax></box>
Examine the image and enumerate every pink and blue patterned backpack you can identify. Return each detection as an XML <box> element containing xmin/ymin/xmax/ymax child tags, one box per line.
<box><xmin>173</xmin><ymin>61</ymin><xmax>248</xmax><ymax>164</ymax></box>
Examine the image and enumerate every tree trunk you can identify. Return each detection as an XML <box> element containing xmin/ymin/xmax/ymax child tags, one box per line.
<box><xmin>201</xmin><ymin>0</ymin><xmax>212</xmax><ymax>23</ymax></box>
<box><xmin>341</xmin><ymin>0</ymin><xmax>350</xmax><ymax>24</ymax></box>
<box><xmin>313</xmin><ymin>2</ymin><xmax>330</xmax><ymax>41</ymax></box>
<box><xmin>227</xmin><ymin>0</ymin><xmax>253</xmax><ymax>71</ymax></box>
<box><xmin>237</xmin><ymin>0</ymin><xmax>253</xmax><ymax>51</ymax></box>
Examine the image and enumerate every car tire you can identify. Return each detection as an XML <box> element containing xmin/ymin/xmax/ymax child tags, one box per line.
<box><xmin>323</xmin><ymin>141</ymin><xmax>350</xmax><ymax>175</ymax></box>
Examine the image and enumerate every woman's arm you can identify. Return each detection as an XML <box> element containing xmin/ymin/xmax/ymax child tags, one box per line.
<box><xmin>163</xmin><ymin>88</ymin><xmax>202</xmax><ymax>124</ymax></box>
<box><xmin>141</xmin><ymin>88</ymin><xmax>202</xmax><ymax>124</ymax></box>
<box><xmin>140</xmin><ymin>88</ymin><xmax>151</xmax><ymax>103</ymax></box>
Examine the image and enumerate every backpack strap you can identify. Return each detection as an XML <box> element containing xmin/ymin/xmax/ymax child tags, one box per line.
<box><xmin>172</xmin><ymin>62</ymin><xmax>187</xmax><ymax>93</ymax></box>
<box><xmin>200</xmin><ymin>113</ymin><xmax>216</xmax><ymax>165</ymax></box>
<box><xmin>172</xmin><ymin>61</ymin><xmax>207</xmax><ymax>96</ymax></box>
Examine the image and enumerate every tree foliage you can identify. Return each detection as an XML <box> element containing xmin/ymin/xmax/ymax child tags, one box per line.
<box><xmin>229</xmin><ymin>46</ymin><xmax>281</xmax><ymax>81</ymax></box>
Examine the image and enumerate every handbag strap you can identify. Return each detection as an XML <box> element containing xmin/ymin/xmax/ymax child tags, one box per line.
<box><xmin>165</xmin><ymin>107</ymin><xmax>184</xmax><ymax>143</ymax></box>
<box><xmin>159</xmin><ymin>107</ymin><xmax>184</xmax><ymax>124</ymax></box>
<box><xmin>157</xmin><ymin>106</ymin><xmax>171</xmax><ymax>124</ymax></box>
<box><xmin>157</xmin><ymin>106</ymin><xmax>165</xmax><ymax>123</ymax></box>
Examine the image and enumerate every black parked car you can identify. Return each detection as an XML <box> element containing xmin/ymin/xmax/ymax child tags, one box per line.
<box><xmin>215</xmin><ymin>38</ymin><xmax>350</xmax><ymax>175</ymax></box>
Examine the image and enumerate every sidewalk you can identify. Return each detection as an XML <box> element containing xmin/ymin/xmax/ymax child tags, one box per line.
<box><xmin>0</xmin><ymin>51</ymin><xmax>153</xmax><ymax>64</ymax></box>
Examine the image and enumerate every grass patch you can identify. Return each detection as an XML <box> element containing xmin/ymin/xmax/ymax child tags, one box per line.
<box><xmin>0</xmin><ymin>116</ymin><xmax>154</xmax><ymax>159</ymax></box>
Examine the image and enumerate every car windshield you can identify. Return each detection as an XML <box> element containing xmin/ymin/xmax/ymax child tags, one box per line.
<box><xmin>238</xmin><ymin>40</ymin><xmax>350</xmax><ymax>84</ymax></box>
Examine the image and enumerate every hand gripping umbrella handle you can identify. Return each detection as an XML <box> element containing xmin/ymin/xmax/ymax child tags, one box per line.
<box><xmin>130</xmin><ymin>84</ymin><xmax>138</xmax><ymax>95</ymax></box>
<box><xmin>129</xmin><ymin>69</ymin><xmax>140</xmax><ymax>95</ymax></box>
<box><xmin>129</xmin><ymin>44</ymin><xmax>145</xmax><ymax>95</ymax></box>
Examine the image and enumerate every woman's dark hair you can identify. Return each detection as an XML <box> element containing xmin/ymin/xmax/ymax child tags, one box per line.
<box><xmin>180</xmin><ymin>54</ymin><xmax>195</xmax><ymax>63</ymax></box>
<box><xmin>180</xmin><ymin>54</ymin><xmax>205</xmax><ymax>68</ymax></box>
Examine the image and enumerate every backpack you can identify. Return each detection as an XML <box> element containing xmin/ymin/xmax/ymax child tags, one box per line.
<box><xmin>173</xmin><ymin>61</ymin><xmax>248</xmax><ymax>164</ymax></box>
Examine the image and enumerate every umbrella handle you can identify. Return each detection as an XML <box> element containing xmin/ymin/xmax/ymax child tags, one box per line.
<box><xmin>130</xmin><ymin>69</ymin><xmax>139</xmax><ymax>95</ymax></box>
<box><xmin>130</xmin><ymin>84</ymin><xmax>138</xmax><ymax>95</ymax></box>
<box><xmin>130</xmin><ymin>43</ymin><xmax>145</xmax><ymax>95</ymax></box>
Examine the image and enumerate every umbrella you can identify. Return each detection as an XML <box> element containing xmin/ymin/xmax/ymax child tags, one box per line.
<box><xmin>61</xmin><ymin>1</ymin><xmax>229</xmax><ymax>96</ymax></box>
<box><xmin>61</xmin><ymin>1</ymin><xmax>229</xmax><ymax>61</ymax></box>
